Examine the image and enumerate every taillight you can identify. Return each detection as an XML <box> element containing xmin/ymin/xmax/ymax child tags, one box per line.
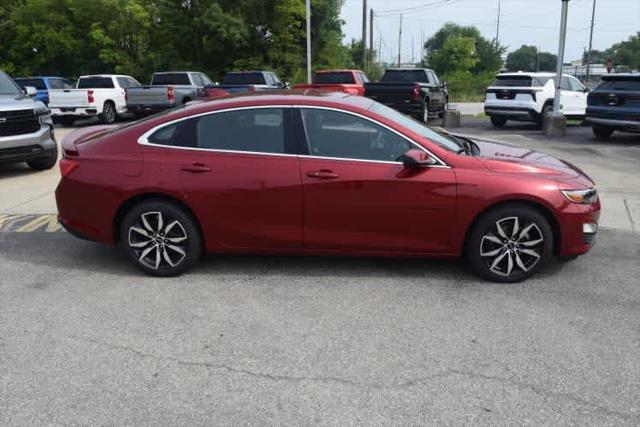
<box><xmin>87</xmin><ymin>90</ymin><xmax>94</xmax><ymax>104</ymax></box>
<box><xmin>411</xmin><ymin>84</ymin><xmax>421</xmax><ymax>101</ymax></box>
<box><xmin>59</xmin><ymin>158</ymin><xmax>78</xmax><ymax>178</ymax></box>
<box><xmin>167</xmin><ymin>85</ymin><xmax>175</xmax><ymax>102</ymax></box>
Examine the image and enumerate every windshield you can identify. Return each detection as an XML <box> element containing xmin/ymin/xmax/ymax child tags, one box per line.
<box><xmin>0</xmin><ymin>72</ymin><xmax>22</xmax><ymax>95</ymax></box>
<box><xmin>314</xmin><ymin>72</ymin><xmax>355</xmax><ymax>84</ymax></box>
<box><xmin>222</xmin><ymin>73</ymin><xmax>266</xmax><ymax>85</ymax></box>
<box><xmin>369</xmin><ymin>102</ymin><xmax>460</xmax><ymax>153</ymax></box>
<box><xmin>152</xmin><ymin>73</ymin><xmax>191</xmax><ymax>85</ymax></box>
<box><xmin>381</xmin><ymin>70</ymin><xmax>429</xmax><ymax>83</ymax></box>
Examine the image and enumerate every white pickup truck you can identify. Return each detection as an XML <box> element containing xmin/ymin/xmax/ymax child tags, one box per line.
<box><xmin>49</xmin><ymin>74</ymin><xmax>141</xmax><ymax>126</ymax></box>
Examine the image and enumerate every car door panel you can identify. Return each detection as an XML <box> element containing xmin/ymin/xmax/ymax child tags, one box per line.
<box><xmin>143</xmin><ymin>107</ymin><xmax>303</xmax><ymax>251</ymax></box>
<box><xmin>297</xmin><ymin>107</ymin><xmax>457</xmax><ymax>253</ymax></box>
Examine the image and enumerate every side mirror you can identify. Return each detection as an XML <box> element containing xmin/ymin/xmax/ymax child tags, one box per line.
<box><xmin>441</xmin><ymin>81</ymin><xmax>447</xmax><ymax>88</ymax></box>
<box><xmin>583</xmin><ymin>87</ymin><xmax>590</xmax><ymax>93</ymax></box>
<box><xmin>398</xmin><ymin>149</ymin><xmax>437</xmax><ymax>169</ymax></box>
<box><xmin>24</xmin><ymin>86</ymin><xmax>37</xmax><ymax>96</ymax></box>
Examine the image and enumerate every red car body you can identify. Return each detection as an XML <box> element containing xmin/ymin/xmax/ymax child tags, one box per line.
<box><xmin>293</xmin><ymin>70</ymin><xmax>368</xmax><ymax>96</ymax></box>
<box><xmin>56</xmin><ymin>92</ymin><xmax>599</xmax><ymax>276</ymax></box>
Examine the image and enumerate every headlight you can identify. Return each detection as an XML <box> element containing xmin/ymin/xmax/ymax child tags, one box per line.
<box><xmin>34</xmin><ymin>104</ymin><xmax>52</xmax><ymax>125</ymax></box>
<box><xmin>561</xmin><ymin>188</ymin><xmax>597</xmax><ymax>204</ymax></box>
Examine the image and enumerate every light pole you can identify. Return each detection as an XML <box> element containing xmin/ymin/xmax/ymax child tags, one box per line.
<box><xmin>545</xmin><ymin>0</ymin><xmax>570</xmax><ymax>136</ymax></box>
<box><xmin>306</xmin><ymin>0</ymin><xmax>311</xmax><ymax>83</ymax></box>
<box><xmin>586</xmin><ymin>0</ymin><xmax>597</xmax><ymax>82</ymax></box>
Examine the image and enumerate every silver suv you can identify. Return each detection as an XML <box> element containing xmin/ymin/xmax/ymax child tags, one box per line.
<box><xmin>0</xmin><ymin>71</ymin><xmax>57</xmax><ymax>170</ymax></box>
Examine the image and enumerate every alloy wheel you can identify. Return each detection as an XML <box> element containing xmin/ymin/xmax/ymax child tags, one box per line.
<box><xmin>479</xmin><ymin>216</ymin><xmax>544</xmax><ymax>278</ymax></box>
<box><xmin>128</xmin><ymin>211</ymin><xmax>188</xmax><ymax>270</ymax></box>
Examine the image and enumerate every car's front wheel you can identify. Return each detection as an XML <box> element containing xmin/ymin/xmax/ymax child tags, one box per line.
<box><xmin>120</xmin><ymin>200</ymin><xmax>202</xmax><ymax>276</ymax></box>
<box><xmin>466</xmin><ymin>205</ymin><xmax>554</xmax><ymax>282</ymax></box>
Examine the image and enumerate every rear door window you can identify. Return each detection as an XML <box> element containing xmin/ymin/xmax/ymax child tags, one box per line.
<box><xmin>48</xmin><ymin>78</ymin><xmax>73</xmax><ymax>89</ymax></box>
<box><xmin>78</xmin><ymin>77</ymin><xmax>115</xmax><ymax>89</ymax></box>
<box><xmin>197</xmin><ymin>108</ymin><xmax>285</xmax><ymax>154</ymax></box>
<box><xmin>568</xmin><ymin>77</ymin><xmax>585</xmax><ymax>92</ymax></box>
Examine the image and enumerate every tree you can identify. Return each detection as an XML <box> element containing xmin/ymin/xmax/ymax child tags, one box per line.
<box><xmin>607</xmin><ymin>32</ymin><xmax>640</xmax><ymax>70</ymax></box>
<box><xmin>505</xmin><ymin>45</ymin><xmax>556</xmax><ymax>72</ymax></box>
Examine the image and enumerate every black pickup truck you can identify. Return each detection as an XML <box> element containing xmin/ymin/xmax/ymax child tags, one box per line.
<box><xmin>364</xmin><ymin>68</ymin><xmax>448</xmax><ymax>123</ymax></box>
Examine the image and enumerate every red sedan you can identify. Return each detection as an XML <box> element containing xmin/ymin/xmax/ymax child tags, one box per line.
<box><xmin>56</xmin><ymin>92</ymin><xmax>600</xmax><ymax>282</ymax></box>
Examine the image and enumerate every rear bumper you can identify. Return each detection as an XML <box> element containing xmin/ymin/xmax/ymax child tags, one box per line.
<box><xmin>0</xmin><ymin>125</ymin><xmax>56</xmax><ymax>164</ymax></box>
<box><xmin>484</xmin><ymin>106</ymin><xmax>539</xmax><ymax>121</ymax></box>
<box><xmin>584</xmin><ymin>116</ymin><xmax>640</xmax><ymax>131</ymax></box>
<box><xmin>50</xmin><ymin>107</ymin><xmax>99</xmax><ymax>117</ymax></box>
<box><xmin>127</xmin><ymin>103</ymin><xmax>175</xmax><ymax>114</ymax></box>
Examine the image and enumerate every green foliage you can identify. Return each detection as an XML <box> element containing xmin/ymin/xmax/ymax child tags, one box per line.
<box><xmin>0</xmin><ymin>0</ymin><xmax>350</xmax><ymax>82</ymax></box>
<box><xmin>607</xmin><ymin>32</ymin><xmax>640</xmax><ymax>70</ymax></box>
<box><xmin>505</xmin><ymin>45</ymin><xmax>556</xmax><ymax>72</ymax></box>
<box><xmin>422</xmin><ymin>23</ymin><xmax>504</xmax><ymax>102</ymax></box>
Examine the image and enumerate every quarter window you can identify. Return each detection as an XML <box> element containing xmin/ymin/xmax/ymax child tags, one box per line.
<box><xmin>300</xmin><ymin>108</ymin><xmax>412</xmax><ymax>162</ymax></box>
<box><xmin>197</xmin><ymin>108</ymin><xmax>285</xmax><ymax>154</ymax></box>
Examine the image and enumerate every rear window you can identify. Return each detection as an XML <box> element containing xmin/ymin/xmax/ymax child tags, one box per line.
<box><xmin>14</xmin><ymin>78</ymin><xmax>46</xmax><ymax>90</ymax></box>
<box><xmin>222</xmin><ymin>73</ymin><xmax>266</xmax><ymax>85</ymax></box>
<box><xmin>151</xmin><ymin>73</ymin><xmax>191</xmax><ymax>86</ymax></box>
<box><xmin>314</xmin><ymin>72</ymin><xmax>356</xmax><ymax>84</ymax></box>
<box><xmin>381</xmin><ymin>70</ymin><xmax>429</xmax><ymax>83</ymax></box>
<box><xmin>492</xmin><ymin>76</ymin><xmax>551</xmax><ymax>87</ymax></box>
<box><xmin>596</xmin><ymin>79</ymin><xmax>640</xmax><ymax>91</ymax></box>
<box><xmin>77</xmin><ymin>77</ymin><xmax>114</xmax><ymax>89</ymax></box>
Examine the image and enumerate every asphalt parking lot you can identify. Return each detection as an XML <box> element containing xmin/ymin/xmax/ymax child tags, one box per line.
<box><xmin>1</xmin><ymin>115</ymin><xmax>639</xmax><ymax>424</ymax></box>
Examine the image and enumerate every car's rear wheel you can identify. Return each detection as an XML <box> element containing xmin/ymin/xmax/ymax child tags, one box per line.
<box><xmin>490</xmin><ymin>116</ymin><xmax>507</xmax><ymax>128</ymax></box>
<box><xmin>537</xmin><ymin>103</ymin><xmax>553</xmax><ymax>129</ymax></box>
<box><xmin>119</xmin><ymin>200</ymin><xmax>202</xmax><ymax>276</ymax></box>
<box><xmin>592</xmin><ymin>126</ymin><xmax>614</xmax><ymax>140</ymax></box>
<box><xmin>99</xmin><ymin>101</ymin><xmax>116</xmax><ymax>124</ymax></box>
<box><xmin>466</xmin><ymin>205</ymin><xmax>553</xmax><ymax>282</ymax></box>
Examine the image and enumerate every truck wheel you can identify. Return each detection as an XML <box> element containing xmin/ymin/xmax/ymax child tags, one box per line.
<box><xmin>593</xmin><ymin>126</ymin><xmax>614</xmax><ymax>140</ymax></box>
<box><xmin>490</xmin><ymin>116</ymin><xmax>507</xmax><ymax>128</ymax></box>
<box><xmin>59</xmin><ymin>117</ymin><xmax>75</xmax><ymax>127</ymax></box>
<box><xmin>536</xmin><ymin>103</ymin><xmax>553</xmax><ymax>129</ymax></box>
<box><xmin>27</xmin><ymin>146</ymin><xmax>58</xmax><ymax>171</ymax></box>
<box><xmin>99</xmin><ymin>101</ymin><xmax>116</xmax><ymax>124</ymax></box>
<box><xmin>420</xmin><ymin>102</ymin><xmax>429</xmax><ymax>123</ymax></box>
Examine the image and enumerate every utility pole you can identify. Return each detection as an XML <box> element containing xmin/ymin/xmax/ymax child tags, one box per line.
<box><xmin>495</xmin><ymin>0</ymin><xmax>501</xmax><ymax>44</ymax></box>
<box><xmin>378</xmin><ymin>35</ymin><xmax>382</xmax><ymax>64</ymax></box>
<box><xmin>586</xmin><ymin>0</ymin><xmax>596</xmax><ymax>82</ymax></box>
<box><xmin>362</xmin><ymin>0</ymin><xmax>367</xmax><ymax>69</ymax></box>
<box><xmin>397</xmin><ymin>14</ymin><xmax>402</xmax><ymax>67</ymax></box>
<box><xmin>306</xmin><ymin>0</ymin><xmax>311</xmax><ymax>83</ymax></box>
<box><xmin>412</xmin><ymin>36</ymin><xmax>414</xmax><ymax>65</ymax></box>
<box><xmin>536</xmin><ymin>46</ymin><xmax>541</xmax><ymax>71</ymax></box>
<box><xmin>545</xmin><ymin>0</ymin><xmax>570</xmax><ymax>136</ymax></box>
<box><xmin>369</xmin><ymin>9</ymin><xmax>374</xmax><ymax>67</ymax></box>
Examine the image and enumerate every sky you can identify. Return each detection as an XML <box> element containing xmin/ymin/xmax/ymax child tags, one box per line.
<box><xmin>340</xmin><ymin>0</ymin><xmax>640</xmax><ymax>64</ymax></box>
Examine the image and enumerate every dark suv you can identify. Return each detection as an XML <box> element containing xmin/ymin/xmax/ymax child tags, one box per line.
<box><xmin>585</xmin><ymin>74</ymin><xmax>640</xmax><ymax>139</ymax></box>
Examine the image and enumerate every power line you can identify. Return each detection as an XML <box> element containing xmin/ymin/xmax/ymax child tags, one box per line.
<box><xmin>375</xmin><ymin>0</ymin><xmax>460</xmax><ymax>17</ymax></box>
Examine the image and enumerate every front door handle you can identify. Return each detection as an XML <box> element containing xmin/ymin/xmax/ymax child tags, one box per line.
<box><xmin>181</xmin><ymin>163</ymin><xmax>211</xmax><ymax>173</ymax></box>
<box><xmin>306</xmin><ymin>170</ymin><xmax>339</xmax><ymax>179</ymax></box>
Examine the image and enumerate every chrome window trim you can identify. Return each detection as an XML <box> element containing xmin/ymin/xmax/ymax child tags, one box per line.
<box><xmin>137</xmin><ymin>104</ymin><xmax>450</xmax><ymax>168</ymax></box>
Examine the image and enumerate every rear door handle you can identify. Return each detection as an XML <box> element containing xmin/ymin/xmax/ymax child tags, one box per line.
<box><xmin>181</xmin><ymin>163</ymin><xmax>211</xmax><ymax>173</ymax></box>
<box><xmin>306</xmin><ymin>170</ymin><xmax>339</xmax><ymax>179</ymax></box>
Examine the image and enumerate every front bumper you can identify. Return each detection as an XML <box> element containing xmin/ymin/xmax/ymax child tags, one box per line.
<box><xmin>556</xmin><ymin>198</ymin><xmax>601</xmax><ymax>257</ymax></box>
<box><xmin>0</xmin><ymin>125</ymin><xmax>56</xmax><ymax>164</ymax></box>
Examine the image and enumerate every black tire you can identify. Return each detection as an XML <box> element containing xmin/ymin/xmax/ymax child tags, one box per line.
<box><xmin>182</xmin><ymin>98</ymin><xmax>192</xmax><ymax>105</ymax></box>
<box><xmin>465</xmin><ymin>204</ymin><xmax>554</xmax><ymax>283</ymax></box>
<box><xmin>119</xmin><ymin>199</ymin><xmax>203</xmax><ymax>276</ymax></box>
<box><xmin>27</xmin><ymin>146</ymin><xmax>58</xmax><ymax>171</ymax></box>
<box><xmin>592</xmin><ymin>126</ymin><xmax>614</xmax><ymax>140</ymax></box>
<box><xmin>438</xmin><ymin>99</ymin><xmax>448</xmax><ymax>118</ymax></box>
<box><xmin>59</xmin><ymin>117</ymin><xmax>75</xmax><ymax>127</ymax></box>
<box><xmin>490</xmin><ymin>116</ymin><xmax>507</xmax><ymax>128</ymax></box>
<box><xmin>536</xmin><ymin>103</ymin><xmax>553</xmax><ymax>129</ymax></box>
<box><xmin>99</xmin><ymin>101</ymin><xmax>116</xmax><ymax>124</ymax></box>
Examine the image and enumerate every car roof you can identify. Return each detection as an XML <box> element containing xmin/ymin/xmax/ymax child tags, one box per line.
<box><xmin>225</xmin><ymin>71</ymin><xmax>270</xmax><ymax>74</ymax></box>
<box><xmin>385</xmin><ymin>68</ymin><xmax>432</xmax><ymax>71</ymax></box>
<box><xmin>497</xmin><ymin>72</ymin><xmax>556</xmax><ymax>77</ymax></box>
<box><xmin>174</xmin><ymin>91</ymin><xmax>375</xmax><ymax>117</ymax></box>
<box><xmin>15</xmin><ymin>76</ymin><xmax>66</xmax><ymax>79</ymax></box>
<box><xmin>78</xmin><ymin>74</ymin><xmax>132</xmax><ymax>78</ymax></box>
<box><xmin>153</xmin><ymin>71</ymin><xmax>200</xmax><ymax>74</ymax></box>
<box><xmin>601</xmin><ymin>73</ymin><xmax>640</xmax><ymax>81</ymax></box>
<box><xmin>315</xmin><ymin>69</ymin><xmax>362</xmax><ymax>73</ymax></box>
